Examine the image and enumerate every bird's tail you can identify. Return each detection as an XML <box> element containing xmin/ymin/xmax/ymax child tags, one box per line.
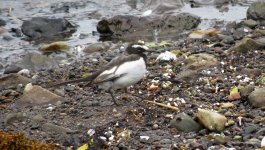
<box><xmin>48</xmin><ymin>76</ymin><xmax>93</xmax><ymax>88</ymax></box>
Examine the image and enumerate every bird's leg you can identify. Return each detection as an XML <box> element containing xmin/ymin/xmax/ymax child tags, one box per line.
<box><xmin>109</xmin><ymin>89</ymin><xmax>119</xmax><ymax>105</ymax></box>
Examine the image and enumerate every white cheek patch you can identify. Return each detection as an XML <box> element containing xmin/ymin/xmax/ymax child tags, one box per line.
<box><xmin>132</xmin><ymin>45</ymin><xmax>149</xmax><ymax>50</ymax></box>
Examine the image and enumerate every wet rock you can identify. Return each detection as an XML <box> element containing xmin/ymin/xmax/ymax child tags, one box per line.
<box><xmin>185</xmin><ymin>53</ymin><xmax>219</xmax><ymax>71</ymax></box>
<box><xmin>248</xmin><ymin>87</ymin><xmax>265</xmax><ymax>107</ymax></box>
<box><xmin>97</xmin><ymin>13</ymin><xmax>200</xmax><ymax>40</ymax></box>
<box><xmin>11</xmin><ymin>28</ymin><xmax>23</xmax><ymax>37</ymax></box>
<box><xmin>4</xmin><ymin>65</ymin><xmax>22</xmax><ymax>74</ymax></box>
<box><xmin>18</xmin><ymin>52</ymin><xmax>58</xmax><ymax>71</ymax></box>
<box><xmin>256</xmin><ymin>29</ymin><xmax>265</xmax><ymax>36</ymax></box>
<box><xmin>19</xmin><ymin>83</ymin><xmax>63</xmax><ymax>106</ymax></box>
<box><xmin>247</xmin><ymin>1</ymin><xmax>265</xmax><ymax>21</ymax></box>
<box><xmin>169</xmin><ymin>112</ymin><xmax>202</xmax><ymax>132</ymax></box>
<box><xmin>232</xmin><ymin>38</ymin><xmax>262</xmax><ymax>53</ymax></box>
<box><xmin>21</xmin><ymin>17</ymin><xmax>76</xmax><ymax>40</ymax></box>
<box><xmin>40</xmin><ymin>41</ymin><xmax>70</xmax><ymax>53</ymax></box>
<box><xmin>41</xmin><ymin>123</ymin><xmax>74</xmax><ymax>134</ymax></box>
<box><xmin>244</xmin><ymin>19</ymin><xmax>258</xmax><ymax>28</ymax></box>
<box><xmin>190</xmin><ymin>0</ymin><xmax>229</xmax><ymax>7</ymax></box>
<box><xmin>0</xmin><ymin>18</ymin><xmax>6</xmax><ymax>26</ymax></box>
<box><xmin>83</xmin><ymin>41</ymin><xmax>112</xmax><ymax>54</ymax></box>
<box><xmin>0</xmin><ymin>73</ymin><xmax>31</xmax><ymax>90</ymax></box>
<box><xmin>5</xmin><ymin>112</ymin><xmax>26</xmax><ymax>125</ymax></box>
<box><xmin>197</xmin><ymin>109</ymin><xmax>227</xmax><ymax>132</ymax></box>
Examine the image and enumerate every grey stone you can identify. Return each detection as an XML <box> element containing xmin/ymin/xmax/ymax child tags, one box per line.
<box><xmin>0</xmin><ymin>73</ymin><xmax>31</xmax><ymax>90</ymax></box>
<box><xmin>41</xmin><ymin>123</ymin><xmax>74</xmax><ymax>134</ymax></box>
<box><xmin>213</xmin><ymin>134</ymin><xmax>226</xmax><ymax>145</ymax></box>
<box><xmin>239</xmin><ymin>85</ymin><xmax>255</xmax><ymax>97</ymax></box>
<box><xmin>5</xmin><ymin>112</ymin><xmax>26</xmax><ymax>125</ymax></box>
<box><xmin>21</xmin><ymin>17</ymin><xmax>77</xmax><ymax>40</ymax></box>
<box><xmin>19</xmin><ymin>83</ymin><xmax>63</xmax><ymax>106</ymax></box>
<box><xmin>32</xmin><ymin>114</ymin><xmax>45</xmax><ymax>122</ymax></box>
<box><xmin>169</xmin><ymin>112</ymin><xmax>202</xmax><ymax>132</ymax></box>
<box><xmin>83</xmin><ymin>42</ymin><xmax>112</xmax><ymax>54</ymax></box>
<box><xmin>246</xmin><ymin>138</ymin><xmax>261</xmax><ymax>147</ymax></box>
<box><xmin>244</xmin><ymin>19</ymin><xmax>258</xmax><ymax>28</ymax></box>
<box><xmin>248</xmin><ymin>87</ymin><xmax>265</xmax><ymax>107</ymax></box>
<box><xmin>244</xmin><ymin>125</ymin><xmax>258</xmax><ymax>134</ymax></box>
<box><xmin>4</xmin><ymin>65</ymin><xmax>22</xmax><ymax>74</ymax></box>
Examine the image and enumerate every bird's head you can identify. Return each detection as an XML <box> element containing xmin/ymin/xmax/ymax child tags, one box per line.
<box><xmin>125</xmin><ymin>44</ymin><xmax>149</xmax><ymax>55</ymax></box>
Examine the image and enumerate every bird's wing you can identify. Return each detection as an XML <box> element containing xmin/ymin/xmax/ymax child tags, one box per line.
<box><xmin>92</xmin><ymin>54</ymin><xmax>140</xmax><ymax>83</ymax></box>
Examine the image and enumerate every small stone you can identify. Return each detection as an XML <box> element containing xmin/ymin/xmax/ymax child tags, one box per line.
<box><xmin>0</xmin><ymin>73</ymin><xmax>31</xmax><ymax>90</ymax></box>
<box><xmin>197</xmin><ymin>109</ymin><xmax>227</xmax><ymax>132</ymax></box>
<box><xmin>248</xmin><ymin>87</ymin><xmax>265</xmax><ymax>107</ymax></box>
<box><xmin>234</xmin><ymin>135</ymin><xmax>242</xmax><ymax>140</ymax></box>
<box><xmin>160</xmin><ymin>139</ymin><xmax>172</xmax><ymax>145</ymax></box>
<box><xmin>2</xmin><ymin>35</ymin><xmax>14</xmax><ymax>41</ymax></box>
<box><xmin>5</xmin><ymin>112</ymin><xmax>26</xmax><ymax>125</ymax></box>
<box><xmin>246</xmin><ymin>138</ymin><xmax>261</xmax><ymax>147</ymax></box>
<box><xmin>220</xmin><ymin>102</ymin><xmax>235</xmax><ymax>109</ymax></box>
<box><xmin>244</xmin><ymin>19</ymin><xmax>258</xmax><ymax>28</ymax></box>
<box><xmin>41</xmin><ymin>123</ymin><xmax>74</xmax><ymax>134</ymax></box>
<box><xmin>239</xmin><ymin>85</ymin><xmax>255</xmax><ymax>97</ymax></box>
<box><xmin>4</xmin><ymin>65</ymin><xmax>22</xmax><ymax>74</ymax></box>
<box><xmin>244</xmin><ymin>125</ymin><xmax>258</xmax><ymax>134</ymax></box>
<box><xmin>54</xmin><ymin>88</ymin><xmax>65</xmax><ymax>97</ymax></box>
<box><xmin>83</xmin><ymin>41</ymin><xmax>112</xmax><ymax>54</ymax></box>
<box><xmin>169</xmin><ymin>112</ymin><xmax>203</xmax><ymax>132</ymax></box>
<box><xmin>213</xmin><ymin>134</ymin><xmax>226</xmax><ymax>145</ymax></box>
<box><xmin>19</xmin><ymin>83</ymin><xmax>63</xmax><ymax>106</ymax></box>
<box><xmin>32</xmin><ymin>114</ymin><xmax>45</xmax><ymax>122</ymax></box>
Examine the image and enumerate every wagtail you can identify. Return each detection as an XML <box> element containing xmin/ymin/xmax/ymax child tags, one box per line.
<box><xmin>51</xmin><ymin>44</ymin><xmax>149</xmax><ymax>105</ymax></box>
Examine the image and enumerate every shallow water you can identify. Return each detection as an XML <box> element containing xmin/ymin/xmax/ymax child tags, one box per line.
<box><xmin>0</xmin><ymin>0</ymin><xmax>252</xmax><ymax>71</ymax></box>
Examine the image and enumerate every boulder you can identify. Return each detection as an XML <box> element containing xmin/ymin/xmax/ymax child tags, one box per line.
<box><xmin>21</xmin><ymin>17</ymin><xmax>77</xmax><ymax>40</ymax></box>
<box><xmin>97</xmin><ymin>13</ymin><xmax>200</xmax><ymax>41</ymax></box>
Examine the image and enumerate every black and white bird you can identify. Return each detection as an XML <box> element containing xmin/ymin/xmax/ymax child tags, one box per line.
<box><xmin>51</xmin><ymin>44</ymin><xmax>149</xmax><ymax>105</ymax></box>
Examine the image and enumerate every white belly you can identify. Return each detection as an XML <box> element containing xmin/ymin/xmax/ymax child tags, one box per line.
<box><xmin>98</xmin><ymin>57</ymin><xmax>147</xmax><ymax>90</ymax></box>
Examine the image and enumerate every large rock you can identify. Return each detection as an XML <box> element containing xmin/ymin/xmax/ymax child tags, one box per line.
<box><xmin>169</xmin><ymin>113</ymin><xmax>203</xmax><ymax>132</ymax></box>
<box><xmin>21</xmin><ymin>17</ymin><xmax>76</xmax><ymax>40</ymax></box>
<box><xmin>18</xmin><ymin>52</ymin><xmax>58</xmax><ymax>71</ymax></box>
<box><xmin>248</xmin><ymin>87</ymin><xmax>265</xmax><ymax>108</ymax></box>
<box><xmin>185</xmin><ymin>53</ymin><xmax>219</xmax><ymax>71</ymax></box>
<box><xmin>0</xmin><ymin>73</ymin><xmax>31</xmax><ymax>90</ymax></box>
<box><xmin>247</xmin><ymin>1</ymin><xmax>265</xmax><ymax>21</ymax></box>
<box><xmin>97</xmin><ymin>13</ymin><xmax>200</xmax><ymax>41</ymax></box>
<box><xmin>197</xmin><ymin>109</ymin><xmax>227</xmax><ymax>132</ymax></box>
<box><xmin>18</xmin><ymin>83</ymin><xmax>63</xmax><ymax>106</ymax></box>
<box><xmin>232</xmin><ymin>38</ymin><xmax>262</xmax><ymax>53</ymax></box>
